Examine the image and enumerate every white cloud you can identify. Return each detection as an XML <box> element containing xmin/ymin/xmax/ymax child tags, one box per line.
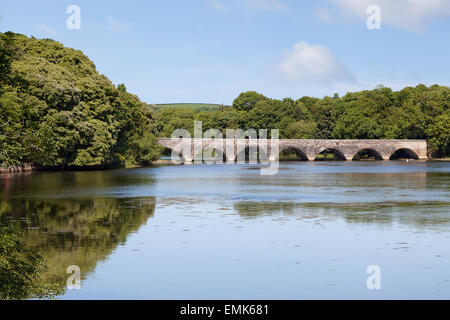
<box><xmin>329</xmin><ymin>0</ymin><xmax>450</xmax><ymax>33</ymax></box>
<box><xmin>276</xmin><ymin>41</ymin><xmax>356</xmax><ymax>86</ymax></box>
<box><xmin>206</xmin><ymin>0</ymin><xmax>229</xmax><ymax>13</ymax></box>
<box><xmin>247</xmin><ymin>0</ymin><xmax>287</xmax><ymax>12</ymax></box>
<box><xmin>36</xmin><ymin>24</ymin><xmax>58</xmax><ymax>38</ymax></box>
<box><xmin>316</xmin><ymin>6</ymin><xmax>336</xmax><ymax>24</ymax></box>
<box><xmin>107</xmin><ymin>17</ymin><xmax>129</xmax><ymax>31</ymax></box>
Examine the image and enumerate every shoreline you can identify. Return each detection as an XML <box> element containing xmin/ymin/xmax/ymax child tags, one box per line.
<box><xmin>1</xmin><ymin>158</ymin><xmax>449</xmax><ymax>174</ymax></box>
<box><xmin>0</xmin><ymin>160</ymin><xmax>181</xmax><ymax>174</ymax></box>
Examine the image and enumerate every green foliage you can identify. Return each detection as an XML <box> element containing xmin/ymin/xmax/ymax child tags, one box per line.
<box><xmin>129</xmin><ymin>132</ymin><xmax>163</xmax><ymax>166</ymax></box>
<box><xmin>156</xmin><ymin>108</ymin><xmax>196</xmax><ymax>137</ymax></box>
<box><xmin>426</xmin><ymin>113</ymin><xmax>450</xmax><ymax>156</ymax></box>
<box><xmin>0</xmin><ymin>224</ymin><xmax>64</xmax><ymax>300</ymax></box>
<box><xmin>0</xmin><ymin>32</ymin><xmax>160</xmax><ymax>168</ymax></box>
<box><xmin>232</xmin><ymin>91</ymin><xmax>267</xmax><ymax>111</ymax></box>
<box><xmin>282</xmin><ymin>120</ymin><xmax>317</xmax><ymax>139</ymax></box>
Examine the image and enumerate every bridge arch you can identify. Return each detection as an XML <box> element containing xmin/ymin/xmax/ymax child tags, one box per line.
<box><xmin>161</xmin><ymin>147</ymin><xmax>173</xmax><ymax>158</ymax></box>
<box><xmin>389</xmin><ymin>148</ymin><xmax>419</xmax><ymax>160</ymax></box>
<box><xmin>162</xmin><ymin>148</ymin><xmax>189</xmax><ymax>164</ymax></box>
<box><xmin>315</xmin><ymin>148</ymin><xmax>347</xmax><ymax>161</ymax></box>
<box><xmin>353</xmin><ymin>148</ymin><xmax>383</xmax><ymax>161</ymax></box>
<box><xmin>278</xmin><ymin>146</ymin><xmax>309</xmax><ymax>161</ymax></box>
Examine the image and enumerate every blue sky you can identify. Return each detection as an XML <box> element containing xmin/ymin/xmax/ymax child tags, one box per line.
<box><xmin>1</xmin><ymin>0</ymin><xmax>449</xmax><ymax>104</ymax></box>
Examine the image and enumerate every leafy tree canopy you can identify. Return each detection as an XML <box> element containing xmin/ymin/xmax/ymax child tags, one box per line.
<box><xmin>0</xmin><ymin>32</ymin><xmax>160</xmax><ymax>168</ymax></box>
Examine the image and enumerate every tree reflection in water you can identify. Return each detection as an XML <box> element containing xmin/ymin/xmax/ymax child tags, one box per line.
<box><xmin>0</xmin><ymin>197</ymin><xmax>156</xmax><ymax>289</ymax></box>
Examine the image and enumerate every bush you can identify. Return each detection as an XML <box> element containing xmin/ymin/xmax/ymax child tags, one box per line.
<box><xmin>0</xmin><ymin>224</ymin><xmax>64</xmax><ymax>300</ymax></box>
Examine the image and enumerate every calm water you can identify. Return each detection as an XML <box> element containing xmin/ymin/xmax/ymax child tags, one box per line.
<box><xmin>1</xmin><ymin>161</ymin><xmax>450</xmax><ymax>299</ymax></box>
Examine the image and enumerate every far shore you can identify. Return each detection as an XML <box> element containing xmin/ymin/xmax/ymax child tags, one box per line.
<box><xmin>1</xmin><ymin>158</ymin><xmax>449</xmax><ymax>174</ymax></box>
<box><xmin>0</xmin><ymin>160</ymin><xmax>181</xmax><ymax>174</ymax></box>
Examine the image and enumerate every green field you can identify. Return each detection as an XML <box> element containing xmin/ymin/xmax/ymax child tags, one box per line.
<box><xmin>152</xmin><ymin>103</ymin><xmax>224</xmax><ymax>111</ymax></box>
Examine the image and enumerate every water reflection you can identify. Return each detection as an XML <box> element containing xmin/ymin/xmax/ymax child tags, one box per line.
<box><xmin>234</xmin><ymin>202</ymin><xmax>297</xmax><ymax>218</ymax></box>
<box><xmin>0</xmin><ymin>161</ymin><xmax>449</xmax><ymax>299</ymax></box>
<box><xmin>0</xmin><ymin>197</ymin><xmax>156</xmax><ymax>287</ymax></box>
<box><xmin>233</xmin><ymin>201</ymin><xmax>450</xmax><ymax>229</ymax></box>
<box><xmin>0</xmin><ymin>170</ymin><xmax>157</xmax><ymax>198</ymax></box>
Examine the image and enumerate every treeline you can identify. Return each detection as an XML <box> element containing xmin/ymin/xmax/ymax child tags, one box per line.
<box><xmin>156</xmin><ymin>86</ymin><xmax>450</xmax><ymax>157</ymax></box>
<box><xmin>0</xmin><ymin>32</ymin><xmax>161</xmax><ymax>168</ymax></box>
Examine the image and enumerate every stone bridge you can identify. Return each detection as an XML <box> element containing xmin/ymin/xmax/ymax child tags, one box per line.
<box><xmin>158</xmin><ymin>138</ymin><xmax>428</xmax><ymax>163</ymax></box>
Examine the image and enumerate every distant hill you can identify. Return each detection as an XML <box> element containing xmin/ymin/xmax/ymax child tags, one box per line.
<box><xmin>152</xmin><ymin>103</ymin><xmax>224</xmax><ymax>111</ymax></box>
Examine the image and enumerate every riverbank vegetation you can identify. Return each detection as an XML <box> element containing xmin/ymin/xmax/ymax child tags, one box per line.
<box><xmin>0</xmin><ymin>223</ymin><xmax>63</xmax><ymax>299</ymax></box>
<box><xmin>0</xmin><ymin>32</ymin><xmax>161</xmax><ymax>169</ymax></box>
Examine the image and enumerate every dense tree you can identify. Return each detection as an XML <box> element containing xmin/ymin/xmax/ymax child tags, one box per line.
<box><xmin>0</xmin><ymin>32</ymin><xmax>160</xmax><ymax>168</ymax></box>
<box><xmin>128</xmin><ymin>131</ymin><xmax>162</xmax><ymax>166</ymax></box>
<box><xmin>232</xmin><ymin>91</ymin><xmax>267</xmax><ymax>112</ymax></box>
<box><xmin>282</xmin><ymin>120</ymin><xmax>317</xmax><ymax>139</ymax></box>
<box><xmin>156</xmin><ymin>108</ymin><xmax>196</xmax><ymax>137</ymax></box>
<box><xmin>426</xmin><ymin>113</ymin><xmax>450</xmax><ymax>157</ymax></box>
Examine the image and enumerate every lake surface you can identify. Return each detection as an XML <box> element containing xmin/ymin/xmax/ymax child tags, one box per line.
<box><xmin>1</xmin><ymin>161</ymin><xmax>450</xmax><ymax>299</ymax></box>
